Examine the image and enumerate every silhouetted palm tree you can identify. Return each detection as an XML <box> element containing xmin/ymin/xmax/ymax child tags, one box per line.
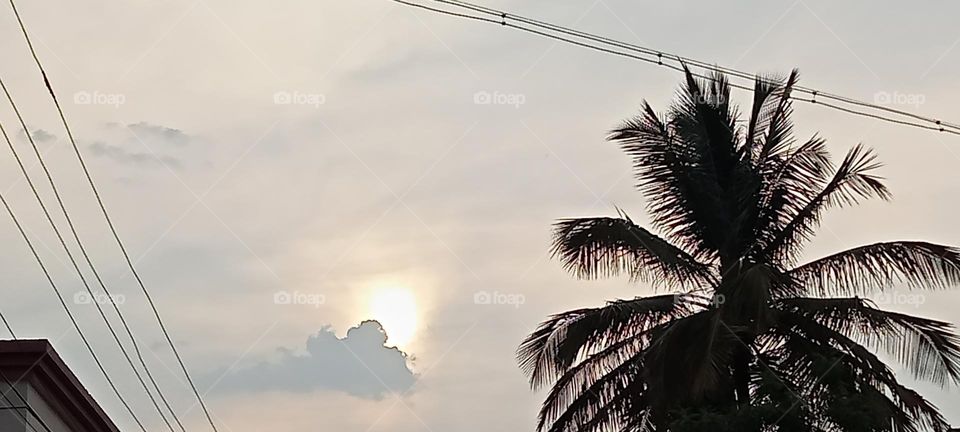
<box><xmin>518</xmin><ymin>68</ymin><xmax>960</xmax><ymax>432</ymax></box>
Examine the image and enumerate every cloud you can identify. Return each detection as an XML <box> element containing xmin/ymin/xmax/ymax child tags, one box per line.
<box><xmin>30</xmin><ymin>129</ymin><xmax>57</xmax><ymax>143</ymax></box>
<box><xmin>209</xmin><ymin>321</ymin><xmax>416</xmax><ymax>399</ymax></box>
<box><xmin>88</xmin><ymin>141</ymin><xmax>182</xmax><ymax>169</ymax></box>
<box><xmin>15</xmin><ymin>128</ymin><xmax>57</xmax><ymax>143</ymax></box>
<box><xmin>124</xmin><ymin>122</ymin><xmax>193</xmax><ymax>146</ymax></box>
<box><xmin>87</xmin><ymin>122</ymin><xmax>198</xmax><ymax>169</ymax></box>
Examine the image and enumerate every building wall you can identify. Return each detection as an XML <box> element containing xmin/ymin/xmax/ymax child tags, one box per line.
<box><xmin>0</xmin><ymin>380</ymin><xmax>36</xmax><ymax>432</ymax></box>
<box><xmin>0</xmin><ymin>380</ymin><xmax>78</xmax><ymax>432</ymax></box>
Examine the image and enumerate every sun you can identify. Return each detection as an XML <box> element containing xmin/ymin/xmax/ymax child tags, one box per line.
<box><xmin>368</xmin><ymin>287</ymin><xmax>418</xmax><ymax>348</ymax></box>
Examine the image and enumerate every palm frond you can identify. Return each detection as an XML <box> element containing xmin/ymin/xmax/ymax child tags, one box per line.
<box><xmin>518</xmin><ymin>294</ymin><xmax>695</xmax><ymax>390</ymax></box>
<box><xmin>609</xmin><ymin>67</ymin><xmax>753</xmax><ymax>259</ymax></box>
<box><xmin>769</xmin><ymin>306</ymin><xmax>897</xmax><ymax>389</ymax></box>
<box><xmin>766</xmin><ymin>308</ymin><xmax>950</xmax><ymax>432</ymax></box>
<box><xmin>753</xmin><ymin>137</ymin><xmax>833</xmax><ymax>255</ymax></box>
<box><xmin>762</xmin><ymin>144</ymin><xmax>891</xmax><ymax>262</ymax></box>
<box><xmin>670</xmin><ymin>67</ymin><xmax>744</xmax><ymax>257</ymax></box>
<box><xmin>744</xmin><ymin>73</ymin><xmax>788</xmax><ymax>157</ymax></box>
<box><xmin>754</xmin><ymin>69</ymin><xmax>800</xmax><ymax>165</ymax></box>
<box><xmin>889</xmin><ymin>384</ymin><xmax>950</xmax><ymax>432</ymax></box>
<box><xmin>537</xmin><ymin>332</ymin><xmax>650</xmax><ymax>432</ymax></box>
<box><xmin>539</xmin><ymin>348</ymin><xmax>646</xmax><ymax>432</ymax></box>
<box><xmin>644</xmin><ymin>310</ymin><xmax>737</xmax><ymax>410</ymax></box>
<box><xmin>778</xmin><ymin>297</ymin><xmax>960</xmax><ymax>386</ymax></box>
<box><xmin>787</xmin><ymin>241</ymin><xmax>960</xmax><ymax>296</ymax></box>
<box><xmin>608</xmin><ymin>100</ymin><xmax>721</xmax><ymax>258</ymax></box>
<box><xmin>551</xmin><ymin>215</ymin><xmax>715</xmax><ymax>288</ymax></box>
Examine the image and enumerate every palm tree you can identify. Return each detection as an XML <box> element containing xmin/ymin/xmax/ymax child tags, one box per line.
<box><xmin>517</xmin><ymin>68</ymin><xmax>960</xmax><ymax>432</ymax></box>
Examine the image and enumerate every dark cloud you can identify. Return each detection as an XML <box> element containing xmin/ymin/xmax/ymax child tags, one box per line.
<box><xmin>125</xmin><ymin>122</ymin><xmax>192</xmax><ymax>146</ymax></box>
<box><xmin>88</xmin><ymin>122</ymin><xmax>197</xmax><ymax>169</ymax></box>
<box><xmin>88</xmin><ymin>141</ymin><xmax>182</xmax><ymax>169</ymax></box>
<box><xmin>210</xmin><ymin>321</ymin><xmax>416</xmax><ymax>399</ymax></box>
<box><xmin>16</xmin><ymin>128</ymin><xmax>57</xmax><ymax>143</ymax></box>
<box><xmin>30</xmin><ymin>129</ymin><xmax>56</xmax><ymax>143</ymax></box>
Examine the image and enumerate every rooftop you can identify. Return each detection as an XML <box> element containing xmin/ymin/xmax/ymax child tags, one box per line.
<box><xmin>0</xmin><ymin>339</ymin><xmax>120</xmax><ymax>432</ymax></box>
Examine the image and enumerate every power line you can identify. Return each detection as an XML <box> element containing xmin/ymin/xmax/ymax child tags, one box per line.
<box><xmin>0</xmin><ymin>309</ymin><xmax>15</xmax><ymax>339</ymax></box>
<box><xmin>0</xmin><ymin>166</ymin><xmax>149</xmax><ymax>432</ymax></box>
<box><xmin>431</xmin><ymin>0</ymin><xmax>960</xmax><ymax>133</ymax></box>
<box><xmin>7</xmin><ymin>1</ymin><xmax>221</xmax><ymax>430</ymax></box>
<box><xmin>0</xmin><ymin>78</ymin><xmax>181</xmax><ymax>432</ymax></box>
<box><xmin>391</xmin><ymin>0</ymin><xmax>754</xmax><ymax>91</ymax></box>
<box><xmin>394</xmin><ymin>0</ymin><xmax>960</xmax><ymax>136</ymax></box>
<box><xmin>439</xmin><ymin>0</ymin><xmax>960</xmax><ymax>132</ymax></box>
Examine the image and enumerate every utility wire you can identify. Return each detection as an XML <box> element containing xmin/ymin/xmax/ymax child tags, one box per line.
<box><xmin>7</xmin><ymin>1</ymin><xmax>220</xmax><ymax>430</ymax></box>
<box><xmin>0</xmin><ymin>160</ymin><xmax>148</xmax><ymax>432</ymax></box>
<box><xmin>434</xmin><ymin>0</ymin><xmax>960</xmax><ymax>133</ymax></box>
<box><xmin>0</xmin><ymin>78</ymin><xmax>180</xmax><ymax>432</ymax></box>
<box><xmin>395</xmin><ymin>0</ymin><xmax>763</xmax><ymax>94</ymax></box>
<box><xmin>395</xmin><ymin>0</ymin><xmax>960</xmax><ymax>136</ymax></box>
<box><xmin>441</xmin><ymin>0</ymin><xmax>960</xmax><ymax>131</ymax></box>
<box><xmin>0</xmin><ymin>309</ymin><xmax>15</xmax><ymax>339</ymax></box>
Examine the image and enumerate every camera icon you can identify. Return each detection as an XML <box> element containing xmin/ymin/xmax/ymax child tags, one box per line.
<box><xmin>73</xmin><ymin>91</ymin><xmax>92</xmax><ymax>105</ymax></box>
<box><xmin>873</xmin><ymin>292</ymin><xmax>890</xmax><ymax>304</ymax></box>
<box><xmin>273</xmin><ymin>91</ymin><xmax>292</xmax><ymax>105</ymax></box>
<box><xmin>873</xmin><ymin>91</ymin><xmax>892</xmax><ymax>105</ymax></box>
<box><xmin>473</xmin><ymin>91</ymin><xmax>492</xmax><ymax>105</ymax></box>
<box><xmin>74</xmin><ymin>292</ymin><xmax>92</xmax><ymax>304</ymax></box>
<box><xmin>473</xmin><ymin>291</ymin><xmax>492</xmax><ymax>305</ymax></box>
<box><xmin>273</xmin><ymin>291</ymin><xmax>292</xmax><ymax>305</ymax></box>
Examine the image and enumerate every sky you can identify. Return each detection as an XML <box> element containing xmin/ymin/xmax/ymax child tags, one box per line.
<box><xmin>0</xmin><ymin>0</ymin><xmax>959</xmax><ymax>430</ymax></box>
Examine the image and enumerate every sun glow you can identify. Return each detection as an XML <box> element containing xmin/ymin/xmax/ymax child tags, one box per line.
<box><xmin>368</xmin><ymin>286</ymin><xmax>418</xmax><ymax>348</ymax></box>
